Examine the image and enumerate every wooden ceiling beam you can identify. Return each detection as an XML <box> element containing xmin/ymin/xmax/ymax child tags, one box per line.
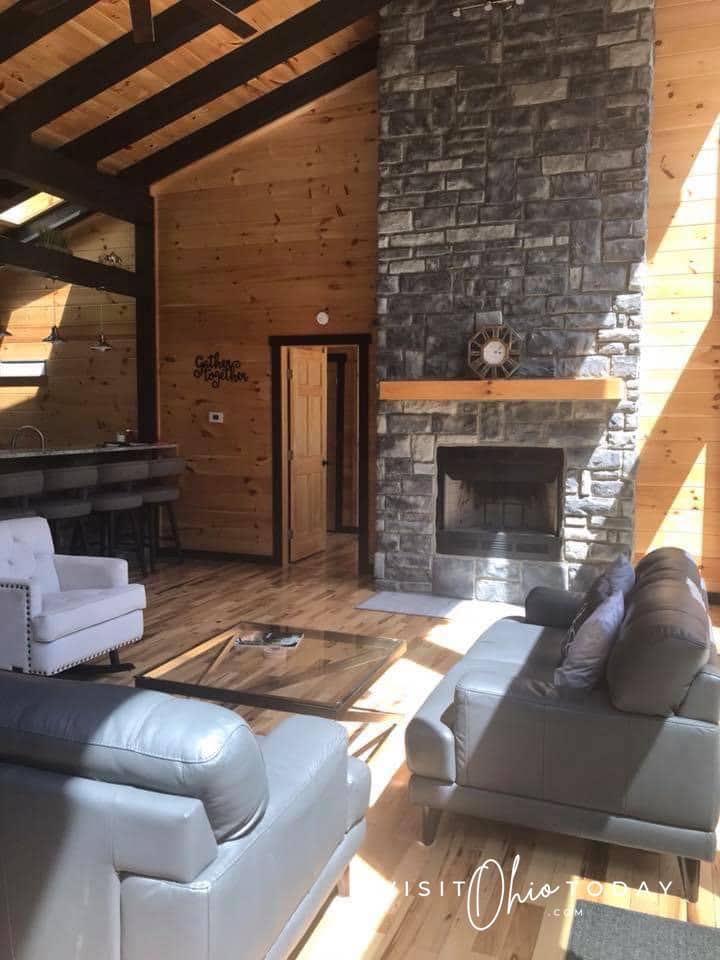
<box><xmin>0</xmin><ymin>234</ymin><xmax>140</xmax><ymax>296</ymax></box>
<box><xmin>0</xmin><ymin>0</ymin><xmax>97</xmax><ymax>64</ymax></box>
<box><xmin>61</xmin><ymin>0</ymin><xmax>388</xmax><ymax>165</ymax></box>
<box><xmin>125</xmin><ymin>39</ymin><xmax>378</xmax><ymax>185</ymax></box>
<box><xmin>0</xmin><ymin>138</ymin><xmax>152</xmax><ymax>224</ymax></box>
<box><xmin>1</xmin><ymin>0</ymin><xmax>257</xmax><ymax>133</ymax></box>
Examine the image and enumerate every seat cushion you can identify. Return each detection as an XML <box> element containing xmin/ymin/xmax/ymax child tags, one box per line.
<box><xmin>32</xmin><ymin>584</ymin><xmax>146</xmax><ymax>643</ymax></box>
<box><xmin>36</xmin><ymin>497</ymin><xmax>92</xmax><ymax>520</ymax></box>
<box><xmin>90</xmin><ymin>491</ymin><xmax>143</xmax><ymax>511</ymax></box>
<box><xmin>465</xmin><ymin>618</ymin><xmax>565</xmax><ymax>668</ymax></box>
<box><xmin>0</xmin><ymin>507</ymin><xmax>38</xmax><ymax>520</ymax></box>
<box><xmin>141</xmin><ymin>485</ymin><xmax>179</xmax><ymax>504</ymax></box>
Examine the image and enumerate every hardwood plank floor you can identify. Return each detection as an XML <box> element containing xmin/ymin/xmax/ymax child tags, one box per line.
<box><xmin>102</xmin><ymin>534</ymin><xmax>720</xmax><ymax>958</ymax></box>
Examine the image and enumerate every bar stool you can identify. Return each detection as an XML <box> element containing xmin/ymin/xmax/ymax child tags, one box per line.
<box><xmin>141</xmin><ymin>457</ymin><xmax>185</xmax><ymax>572</ymax></box>
<box><xmin>0</xmin><ymin>471</ymin><xmax>43</xmax><ymax>521</ymax></box>
<box><xmin>90</xmin><ymin>460</ymin><xmax>149</xmax><ymax>577</ymax></box>
<box><xmin>34</xmin><ymin>465</ymin><xmax>97</xmax><ymax>554</ymax></box>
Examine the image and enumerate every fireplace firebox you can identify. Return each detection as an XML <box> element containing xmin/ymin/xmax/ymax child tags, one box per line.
<box><xmin>436</xmin><ymin>446</ymin><xmax>564</xmax><ymax>560</ymax></box>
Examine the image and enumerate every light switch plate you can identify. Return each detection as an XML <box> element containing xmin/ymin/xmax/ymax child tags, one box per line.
<box><xmin>209</xmin><ymin>411</ymin><xmax>224</xmax><ymax>424</ymax></box>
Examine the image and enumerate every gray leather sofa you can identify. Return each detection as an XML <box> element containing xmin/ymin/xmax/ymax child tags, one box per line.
<box><xmin>406</xmin><ymin>548</ymin><xmax>720</xmax><ymax>902</ymax></box>
<box><xmin>0</xmin><ymin>673</ymin><xmax>370</xmax><ymax>960</ymax></box>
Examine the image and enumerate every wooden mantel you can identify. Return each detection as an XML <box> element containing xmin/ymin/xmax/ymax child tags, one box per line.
<box><xmin>378</xmin><ymin>378</ymin><xmax>624</xmax><ymax>402</ymax></box>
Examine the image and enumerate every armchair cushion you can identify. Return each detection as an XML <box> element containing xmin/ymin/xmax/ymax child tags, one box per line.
<box><xmin>0</xmin><ymin>517</ymin><xmax>59</xmax><ymax>596</ymax></box>
<box><xmin>53</xmin><ymin>554</ymin><xmax>129</xmax><ymax>590</ymax></box>
<box><xmin>32</xmin><ymin>584</ymin><xmax>146</xmax><ymax>642</ymax></box>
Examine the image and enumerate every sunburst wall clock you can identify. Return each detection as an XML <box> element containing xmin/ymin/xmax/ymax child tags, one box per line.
<box><xmin>467</xmin><ymin>324</ymin><xmax>521</xmax><ymax>379</ymax></box>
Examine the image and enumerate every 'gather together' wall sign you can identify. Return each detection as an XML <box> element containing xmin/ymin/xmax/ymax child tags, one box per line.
<box><xmin>194</xmin><ymin>352</ymin><xmax>249</xmax><ymax>389</ymax></box>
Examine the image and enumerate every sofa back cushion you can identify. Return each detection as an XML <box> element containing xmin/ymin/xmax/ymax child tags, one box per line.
<box><xmin>0</xmin><ymin>517</ymin><xmax>59</xmax><ymax>596</ymax></box>
<box><xmin>0</xmin><ymin>673</ymin><xmax>269</xmax><ymax>842</ymax></box>
<box><xmin>606</xmin><ymin>548</ymin><xmax>712</xmax><ymax>717</ymax></box>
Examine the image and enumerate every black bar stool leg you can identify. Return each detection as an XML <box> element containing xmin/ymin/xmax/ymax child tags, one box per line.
<box><xmin>146</xmin><ymin>505</ymin><xmax>157</xmax><ymax>574</ymax></box>
<box><xmin>107</xmin><ymin>511</ymin><xmax>117</xmax><ymax>557</ymax></box>
<box><xmin>130</xmin><ymin>508</ymin><xmax>148</xmax><ymax>577</ymax></box>
<box><xmin>165</xmin><ymin>502</ymin><xmax>183</xmax><ymax>563</ymax></box>
<box><xmin>77</xmin><ymin>516</ymin><xmax>90</xmax><ymax>555</ymax></box>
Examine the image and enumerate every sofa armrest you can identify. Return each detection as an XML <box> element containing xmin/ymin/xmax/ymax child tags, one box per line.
<box><xmin>346</xmin><ymin>756</ymin><xmax>371</xmax><ymax>832</ymax></box>
<box><xmin>54</xmin><ymin>554</ymin><xmax>129</xmax><ymax>590</ymax></box>
<box><xmin>0</xmin><ymin>579</ymin><xmax>38</xmax><ymax>672</ymax></box>
<box><xmin>678</xmin><ymin>664</ymin><xmax>720</xmax><ymax>724</ymax></box>
<box><xmin>454</xmin><ymin>666</ymin><xmax>720</xmax><ymax>833</ymax></box>
<box><xmin>525</xmin><ymin>586</ymin><xmax>584</xmax><ymax>628</ymax></box>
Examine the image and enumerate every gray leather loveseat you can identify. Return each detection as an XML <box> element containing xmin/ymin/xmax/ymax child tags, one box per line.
<box><xmin>406</xmin><ymin>547</ymin><xmax>719</xmax><ymax>901</ymax></box>
<box><xmin>0</xmin><ymin>673</ymin><xmax>370</xmax><ymax>960</ymax></box>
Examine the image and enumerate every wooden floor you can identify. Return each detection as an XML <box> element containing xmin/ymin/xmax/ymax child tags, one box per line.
<box><xmin>106</xmin><ymin>534</ymin><xmax>720</xmax><ymax>959</ymax></box>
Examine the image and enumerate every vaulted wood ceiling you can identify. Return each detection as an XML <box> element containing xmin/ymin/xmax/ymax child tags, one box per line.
<box><xmin>0</xmin><ymin>0</ymin><xmax>380</xmax><ymax>224</ymax></box>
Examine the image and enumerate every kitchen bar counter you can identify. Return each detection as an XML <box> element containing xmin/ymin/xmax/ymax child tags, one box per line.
<box><xmin>0</xmin><ymin>443</ymin><xmax>177</xmax><ymax>468</ymax></box>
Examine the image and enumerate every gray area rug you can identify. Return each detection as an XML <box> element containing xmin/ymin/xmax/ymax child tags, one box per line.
<box><xmin>356</xmin><ymin>590</ymin><xmax>522</xmax><ymax>621</ymax></box>
<box><xmin>567</xmin><ymin>900</ymin><xmax>720</xmax><ymax>959</ymax></box>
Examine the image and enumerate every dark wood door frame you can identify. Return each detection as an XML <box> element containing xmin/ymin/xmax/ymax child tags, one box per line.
<box><xmin>328</xmin><ymin>351</ymin><xmax>361</xmax><ymax>535</ymax></box>
<box><xmin>270</xmin><ymin>334</ymin><xmax>371</xmax><ymax>573</ymax></box>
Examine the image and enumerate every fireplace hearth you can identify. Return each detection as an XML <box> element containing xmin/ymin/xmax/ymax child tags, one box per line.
<box><xmin>436</xmin><ymin>446</ymin><xmax>563</xmax><ymax>561</ymax></box>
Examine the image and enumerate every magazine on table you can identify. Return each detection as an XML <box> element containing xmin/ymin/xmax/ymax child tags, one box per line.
<box><xmin>233</xmin><ymin>627</ymin><xmax>304</xmax><ymax>650</ymax></box>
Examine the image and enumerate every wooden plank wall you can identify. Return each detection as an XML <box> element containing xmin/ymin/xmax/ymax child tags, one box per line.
<box><xmin>0</xmin><ymin>215</ymin><xmax>137</xmax><ymax>447</ymax></box>
<box><xmin>154</xmin><ymin>73</ymin><xmax>378</xmax><ymax>557</ymax></box>
<box><xmin>636</xmin><ymin>0</ymin><xmax>720</xmax><ymax>588</ymax></box>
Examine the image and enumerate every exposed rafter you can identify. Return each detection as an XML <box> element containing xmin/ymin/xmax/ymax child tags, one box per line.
<box><xmin>61</xmin><ymin>0</ymin><xmax>388</xmax><ymax>166</ymax></box>
<box><xmin>0</xmin><ymin>0</ymin><xmax>97</xmax><ymax>63</ymax></box>
<box><xmin>0</xmin><ymin>138</ymin><xmax>152</xmax><ymax>224</ymax></box>
<box><xmin>0</xmin><ymin>235</ymin><xmax>140</xmax><ymax>297</ymax></box>
<box><xmin>126</xmin><ymin>39</ymin><xmax>379</xmax><ymax>185</ymax></box>
<box><xmin>0</xmin><ymin>0</ymin><xmax>258</xmax><ymax>133</ymax></box>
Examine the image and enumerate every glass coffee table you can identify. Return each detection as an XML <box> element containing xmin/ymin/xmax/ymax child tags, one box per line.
<box><xmin>136</xmin><ymin>622</ymin><xmax>407</xmax><ymax>722</ymax></box>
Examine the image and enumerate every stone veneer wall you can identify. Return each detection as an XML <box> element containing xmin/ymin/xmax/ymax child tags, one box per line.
<box><xmin>374</xmin><ymin>0</ymin><xmax>654</xmax><ymax>598</ymax></box>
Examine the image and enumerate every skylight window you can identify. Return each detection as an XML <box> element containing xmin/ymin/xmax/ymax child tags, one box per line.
<box><xmin>0</xmin><ymin>192</ymin><xmax>64</xmax><ymax>226</ymax></box>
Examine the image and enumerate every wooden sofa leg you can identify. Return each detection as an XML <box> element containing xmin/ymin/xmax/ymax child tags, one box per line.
<box><xmin>678</xmin><ymin>856</ymin><xmax>700</xmax><ymax>903</ymax></box>
<box><xmin>421</xmin><ymin>806</ymin><xmax>441</xmax><ymax>846</ymax></box>
<box><xmin>337</xmin><ymin>866</ymin><xmax>350</xmax><ymax>898</ymax></box>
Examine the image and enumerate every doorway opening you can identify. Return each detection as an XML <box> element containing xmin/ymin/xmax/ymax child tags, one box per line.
<box><xmin>269</xmin><ymin>334</ymin><xmax>370</xmax><ymax>573</ymax></box>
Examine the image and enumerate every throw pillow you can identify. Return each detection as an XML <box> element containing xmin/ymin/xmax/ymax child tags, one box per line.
<box><xmin>555</xmin><ymin>590</ymin><xmax>625</xmax><ymax>695</ymax></box>
<box><xmin>561</xmin><ymin>555</ymin><xmax>635</xmax><ymax>658</ymax></box>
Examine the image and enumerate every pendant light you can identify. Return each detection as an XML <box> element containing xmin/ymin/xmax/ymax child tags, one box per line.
<box><xmin>90</xmin><ymin>300</ymin><xmax>113</xmax><ymax>352</ymax></box>
<box><xmin>42</xmin><ymin>282</ymin><xmax>65</xmax><ymax>343</ymax></box>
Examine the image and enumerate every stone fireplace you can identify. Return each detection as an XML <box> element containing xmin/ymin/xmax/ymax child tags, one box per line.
<box><xmin>374</xmin><ymin>0</ymin><xmax>653</xmax><ymax>599</ymax></box>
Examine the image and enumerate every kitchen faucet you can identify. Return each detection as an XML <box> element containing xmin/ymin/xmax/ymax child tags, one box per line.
<box><xmin>10</xmin><ymin>425</ymin><xmax>47</xmax><ymax>451</ymax></box>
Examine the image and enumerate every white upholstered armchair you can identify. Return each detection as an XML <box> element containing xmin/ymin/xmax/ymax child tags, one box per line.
<box><xmin>0</xmin><ymin>517</ymin><xmax>146</xmax><ymax>675</ymax></box>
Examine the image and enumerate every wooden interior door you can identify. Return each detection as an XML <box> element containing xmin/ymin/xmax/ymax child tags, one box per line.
<box><xmin>288</xmin><ymin>346</ymin><xmax>328</xmax><ymax>562</ymax></box>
